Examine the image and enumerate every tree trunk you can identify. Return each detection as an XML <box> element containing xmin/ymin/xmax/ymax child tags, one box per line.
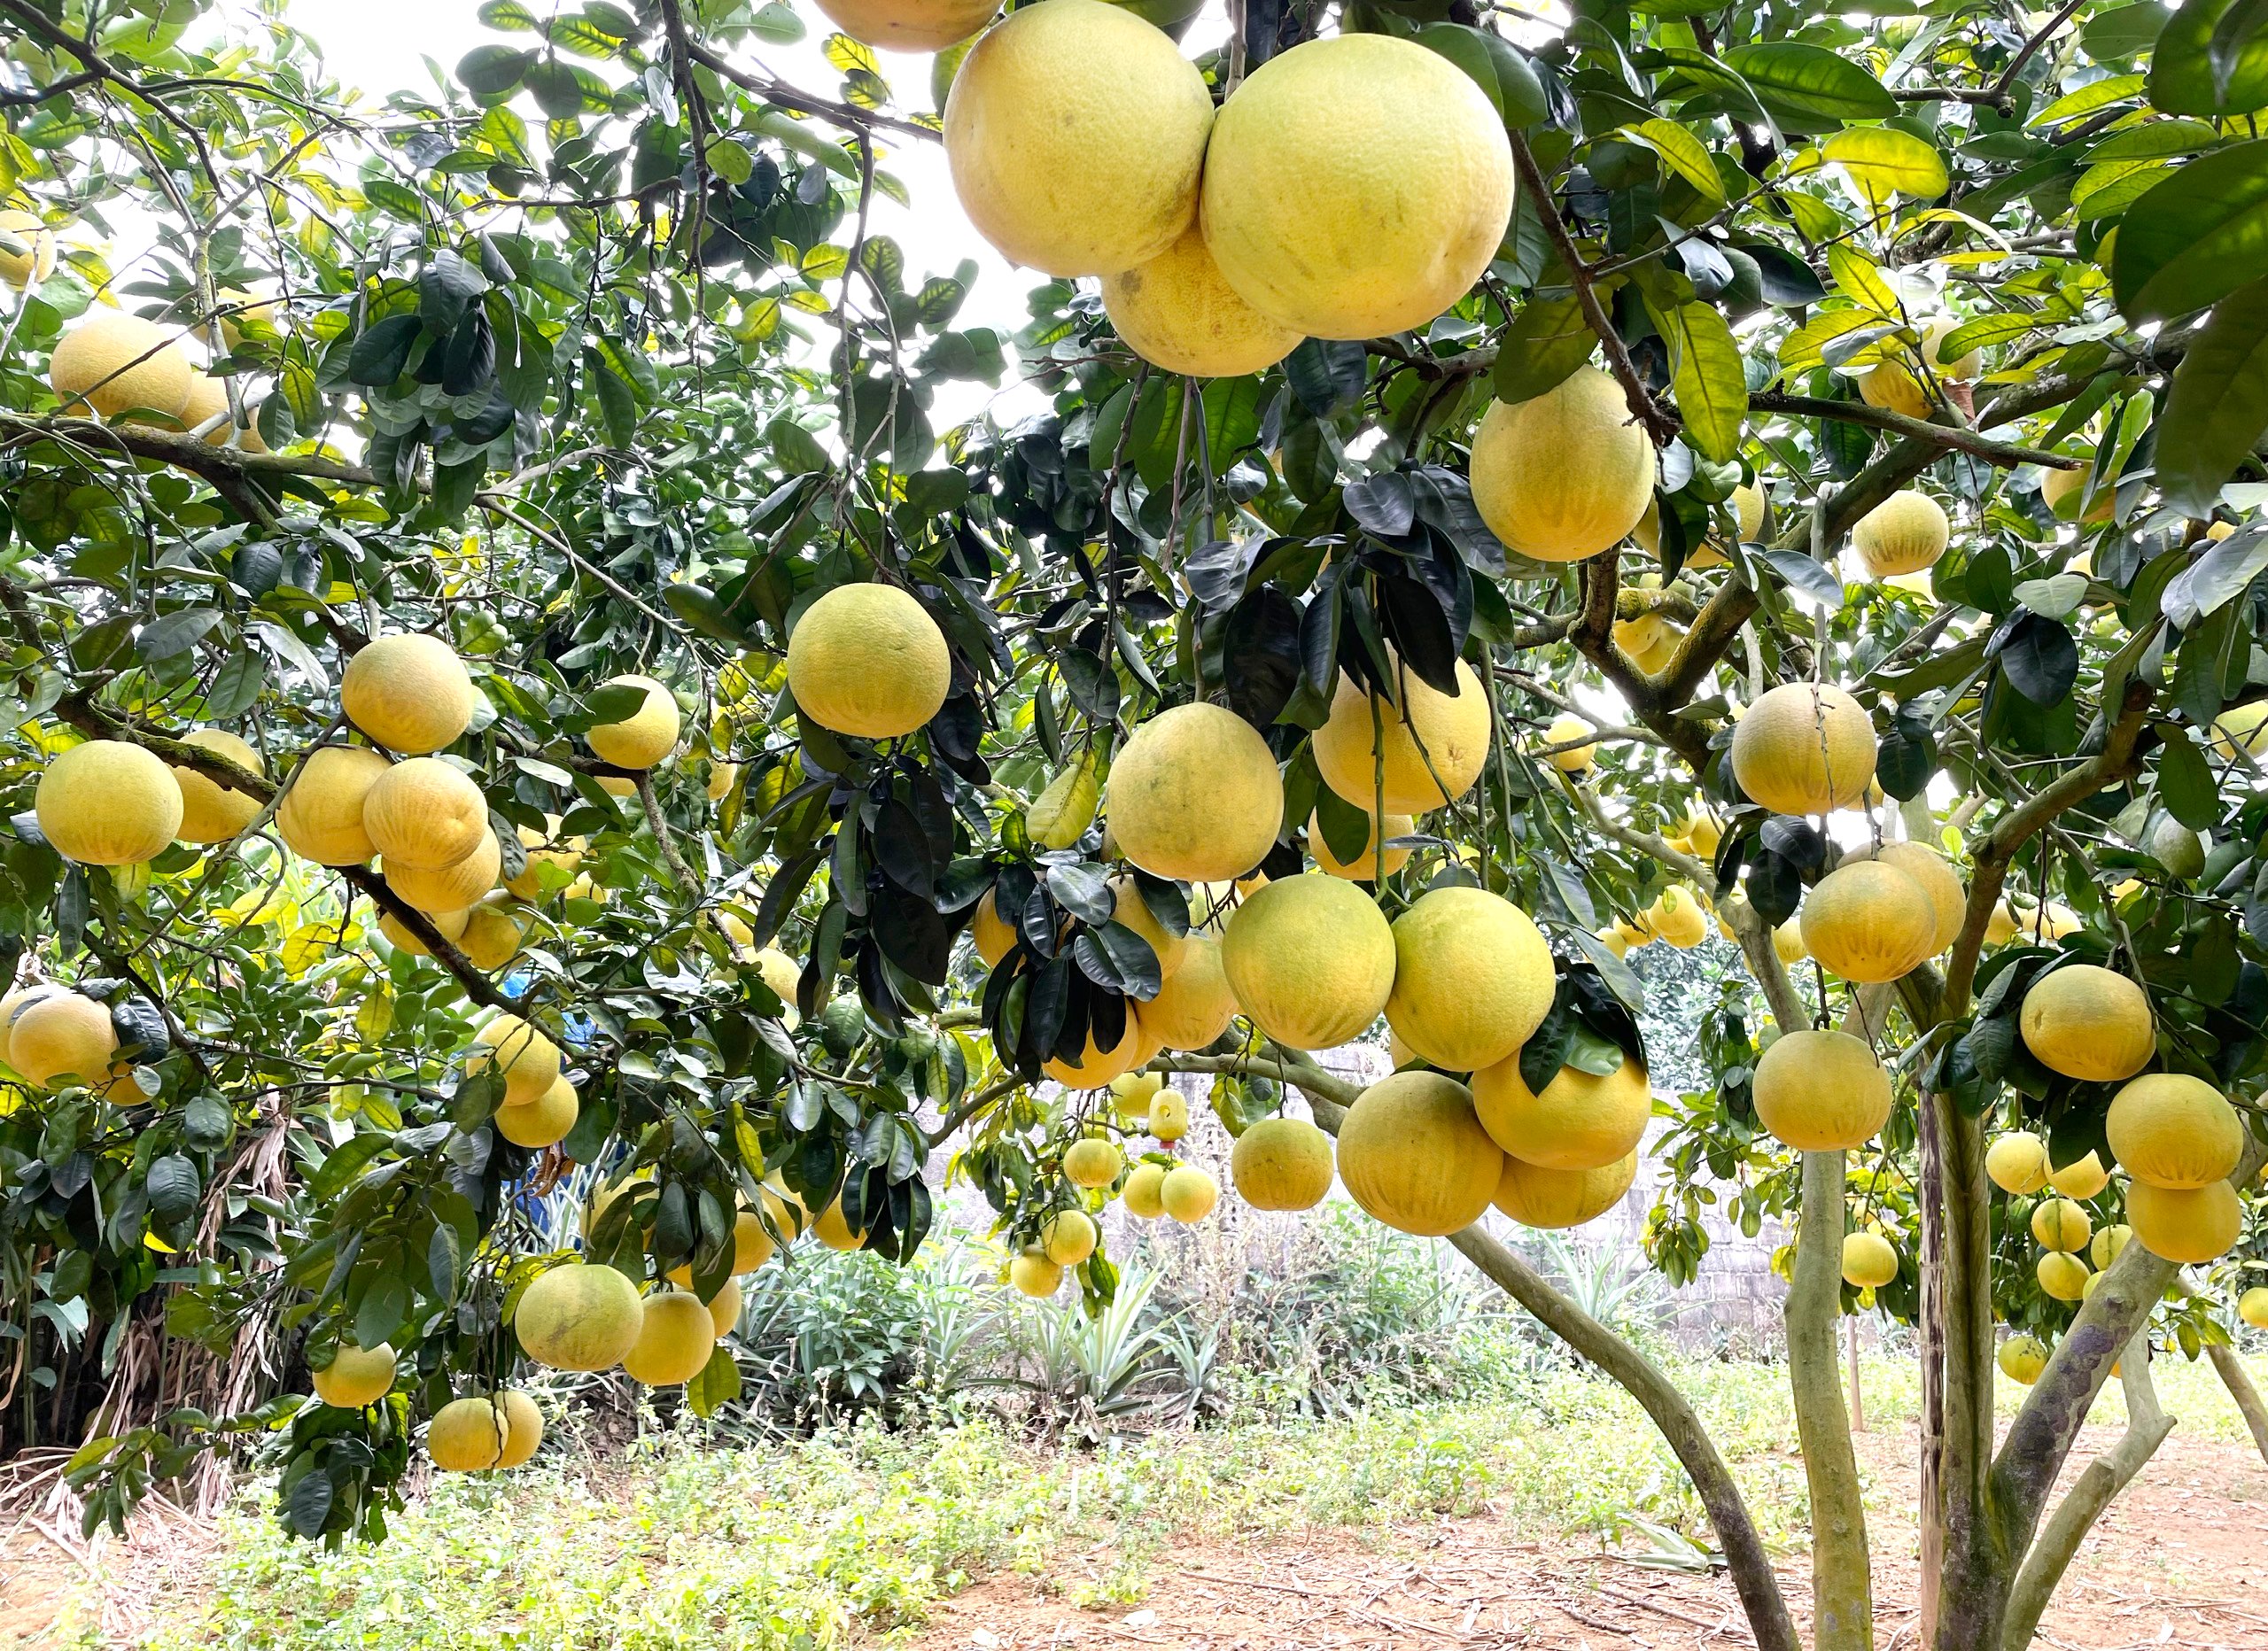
<box><xmin>1790</xmin><ymin>1149</ymin><xmax>1873</xmax><ymax>1649</ymax></box>
<box><xmin>1847</xmin><ymin>1315</ymin><xmax>1867</xmax><ymax>1433</ymax></box>
<box><xmin>2207</xmin><ymin>1343</ymin><xmax>2268</xmax><ymax>1466</ymax></box>
<box><xmin>1930</xmin><ymin>1097</ymin><xmax>2007</xmax><ymax>1651</ymax></box>
<box><xmin>1915</xmin><ymin>1083</ymin><xmax>1948</xmax><ymax>1648</ymax></box>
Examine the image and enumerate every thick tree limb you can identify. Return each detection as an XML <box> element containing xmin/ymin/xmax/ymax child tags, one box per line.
<box><xmin>1789</xmin><ymin>1149</ymin><xmax>1872</xmax><ymax>1650</ymax></box>
<box><xmin>2001</xmin><ymin>1329</ymin><xmax>2173</xmax><ymax>1650</ymax></box>
<box><xmin>1151</xmin><ymin>1045</ymin><xmax>1800</xmax><ymax>1651</ymax></box>
<box><xmin>2206</xmin><ymin>1343</ymin><xmax>2268</xmax><ymax>1466</ymax></box>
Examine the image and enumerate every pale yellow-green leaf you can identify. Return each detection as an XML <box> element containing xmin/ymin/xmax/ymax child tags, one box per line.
<box><xmin>1827</xmin><ymin>244</ymin><xmax>1903</xmax><ymax>320</ymax></box>
<box><xmin>1821</xmin><ymin>127</ymin><xmax>1947</xmax><ymax>203</ymax></box>
<box><xmin>1779</xmin><ymin>308</ymin><xmax>1880</xmax><ymax>372</ymax></box>
<box><xmin>2029</xmin><ymin>73</ymin><xmax>2145</xmax><ymax>128</ymax></box>
<box><xmin>1624</xmin><ymin>119</ymin><xmax>1726</xmax><ymax>207</ymax></box>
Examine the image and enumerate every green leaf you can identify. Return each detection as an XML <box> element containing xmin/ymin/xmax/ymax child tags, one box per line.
<box><xmin>1821</xmin><ymin>127</ymin><xmax>1947</xmax><ymax>202</ymax></box>
<box><xmin>1626</xmin><ymin>119</ymin><xmax>1726</xmax><ymax>207</ymax></box>
<box><xmin>1651</xmin><ymin>299</ymin><xmax>1747</xmax><ymax>463</ymax></box>
<box><xmin>1936</xmin><ymin>313</ymin><xmax>2039</xmax><ymax>360</ymax></box>
<box><xmin>1493</xmin><ymin>294</ymin><xmax>1596</xmax><ymax>403</ymax></box>
<box><xmin>1413</xmin><ymin>23</ymin><xmax>1547</xmax><ymax>127</ymax></box>
<box><xmin>2158</xmin><ymin>725</ymin><xmax>2220</xmax><ymax>828</ymax></box>
<box><xmin>2111</xmin><ymin>140</ymin><xmax>2268</xmax><ymax>322</ymax></box>
<box><xmin>686</xmin><ymin>1343</ymin><xmax>742</xmax><ymax>1416</ymax></box>
<box><xmin>1720</xmin><ymin>43</ymin><xmax>1896</xmax><ymax>123</ymax></box>
<box><xmin>456</xmin><ymin>43</ymin><xmax>535</xmax><ymax>97</ymax></box>
<box><xmin>136</xmin><ymin>607</ymin><xmax>221</xmax><ymax>662</ymax></box>
<box><xmin>346</xmin><ymin>314</ymin><xmax>423</xmax><ymax>387</ymax></box>
<box><xmin>2154</xmin><ymin>275</ymin><xmax>2268</xmax><ymax>515</ymax></box>
<box><xmin>2153</xmin><ymin>0</ymin><xmax>2268</xmax><ymax>115</ymax></box>
<box><xmin>146</xmin><ymin>1153</ymin><xmax>199</xmax><ymax>1220</ymax></box>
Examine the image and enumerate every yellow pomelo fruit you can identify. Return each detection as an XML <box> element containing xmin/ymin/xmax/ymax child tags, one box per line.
<box><xmin>2106</xmin><ymin>1073</ymin><xmax>2243</xmax><ymax>1190</ymax></box>
<box><xmin>787</xmin><ymin>584</ymin><xmax>951</xmax><ymax>740</ymax></box>
<box><xmin>214</xmin><ymin>285</ymin><xmax>284</xmax><ymax>347</ymax></box>
<box><xmin>460</xmin><ymin>898</ymin><xmax>529</xmax><ymax>972</ymax></box>
<box><xmin>1308</xmin><ymin>807</ymin><xmax>1412</xmax><ymax>882</ymax></box>
<box><xmin>1312</xmin><ymin>655</ymin><xmax>1491</xmax><ymax>814</ymax></box>
<box><xmin>1383</xmin><ymin>887</ymin><xmax>1552</xmax><ymax>1071</ymax></box>
<box><xmin>2127</xmin><ymin>1179</ymin><xmax>2241</xmax><ymax>1263</ymax></box>
<box><xmin>2018</xmin><ymin>964</ymin><xmax>2154</xmax><ymax>1083</ymax></box>
<box><xmin>2036</xmin><ymin>1251</ymin><xmax>2090</xmax><ymax>1302</ymax></box>
<box><xmin>1495</xmin><ymin>1148</ymin><xmax>1636</xmax><ymax>1229</ymax></box>
<box><xmin>1108</xmin><ymin>874</ymin><xmax>1187</xmax><ymax>981</ymax></box>
<box><xmin>1842</xmin><ymin>1232</ymin><xmax>1899</xmax><ymax>1290</ymax></box>
<box><xmin>814</xmin><ymin>1196</ymin><xmax>867</xmax><ymax>1252</ymax></box>
<box><xmin>1752</xmin><ymin>1028</ymin><xmax>1891</xmax><ymax>1151</ymax></box>
<box><xmin>1122</xmin><ymin>1161</ymin><xmax>1168</xmax><ymax>1218</ymax></box>
<box><xmin>2031</xmin><ymin>1198</ymin><xmax>2091</xmax><ymax>1252</ymax></box>
<box><xmin>0</xmin><ymin>209</ymin><xmax>58</xmax><ymax>286</ymax></box>
<box><xmin>1107</xmin><ymin>701</ymin><xmax>1283</xmax><ymax>882</ymax></box>
<box><xmin>1842</xmin><ymin>842</ymin><xmax>1964</xmax><ymax>956</ymax></box>
<box><xmin>36</xmin><ymin>739</ymin><xmax>183</xmax><ymax>865</ymax></box>
<box><xmin>1472</xmin><ymin>368</ymin><xmax>1658</xmax><ymax>564</ymax></box>
<box><xmin>1231</xmin><ymin>1116</ymin><xmax>1334</xmax><ymax>1211</ymax></box>
<box><xmin>1135</xmin><ymin>934</ymin><xmax>1238</xmax><ymax>1050</ymax></box>
<box><xmin>2239</xmin><ymin>1286</ymin><xmax>2268</xmax><ymax>1329</ymax></box>
<box><xmin>1147</xmin><ymin>1088</ymin><xmax>1190</xmax><ymax>1140</ymax></box>
<box><xmin>1200</xmin><ymin>32</ymin><xmax>1511</xmax><ymax>339</ymax></box>
<box><xmin>277</xmin><ymin>746</ymin><xmax>390</xmax><ymax>865</ymax></box>
<box><xmin>10</xmin><ymin>994</ymin><xmax>117</xmax><ymax>1089</ymax></box>
<box><xmin>2211</xmin><ymin>700</ymin><xmax>2268</xmax><ymax>760</ymax></box>
<box><xmin>1041</xmin><ymin>1208</ymin><xmax>1097</xmax><ymax>1264</ymax></box>
<box><xmin>1221</xmin><ymin>872</ymin><xmax>1395</xmax><ymax>1050</ymax></box>
<box><xmin>516</xmin><ymin>1262</ymin><xmax>643</xmax><ymax>1371</ymax></box>
<box><xmin>1043</xmin><ymin>1012</ymin><xmax>1156</xmax><ymax>1091</ymax></box>
<box><xmin>622</xmin><ymin>1289</ymin><xmax>718</xmax><ymax>1387</ymax></box>
<box><xmin>1616</xmin><ymin>614</ymin><xmax>1684</xmax><ymax>676</ymax></box>
<box><xmin>494</xmin><ymin>1074</ymin><xmax>577</xmax><ymax>1150</ymax></box>
<box><xmin>312</xmin><ymin>1341</ymin><xmax>398</xmax><ymax>1407</ymax></box>
<box><xmin>2047</xmin><ymin>1151</ymin><xmax>2111</xmax><ymax>1199</ymax></box>
<box><xmin>506</xmin><ymin>817</ymin><xmax>586</xmax><ymax>898</ymax></box>
<box><xmin>428</xmin><ymin>1395</ymin><xmax>513</xmax><ymax>1470</ymax></box>
<box><xmin>1472</xmin><ymin>1051</ymin><xmax>1651</xmax><ymax>1172</ymax></box>
<box><xmin>1985</xmin><ymin>1131</ymin><xmax>2053</xmax><ymax>1195</ymax></box>
<box><xmin>2090</xmin><ymin>1223</ymin><xmax>2132</xmax><ymax>1268</ymax></box>
<box><xmin>1852</xmin><ymin>490</ymin><xmax>1950</xmax><ymax>578</ymax></box>
<box><xmin>1065</xmin><ymin>1138</ymin><xmax>1123</xmax><ymax>1190</ymax></box>
<box><xmin>1645</xmin><ymin>887</ymin><xmax>1708</xmax><ymax>949</ymax></box>
<box><xmin>177</xmin><ymin>373</ymin><xmax>266</xmax><ymax>450</ymax></box>
<box><xmin>1801</xmin><ymin>861</ymin><xmax>1936</xmax><ymax>983</ymax></box>
<box><xmin>492</xmin><ymin>1390</ymin><xmax>544</xmax><ymax>1468</ymax></box>
<box><xmin>1102</xmin><ymin>223</ymin><xmax>1301</xmax><ymax>377</ymax></box>
<box><xmin>1735</xmin><ymin>480</ymin><xmax>1767</xmax><ymax>540</ymax></box>
<box><xmin>171</xmin><ymin>729</ymin><xmax>265</xmax><ymax>844</ymax></box>
<box><xmin>1009</xmin><ymin>1251</ymin><xmax>1064</xmax><ymax>1297</ymax></box>
<box><xmin>1337</xmin><ymin>1069</ymin><xmax>1503</xmax><ymax>1236</ymax></box>
<box><xmin>732</xmin><ymin>1208</ymin><xmax>776</xmax><ymax>1273</ymax></box>
<box><xmin>1998</xmin><ymin>1335</ymin><xmax>2048</xmax><ymax>1385</ymax></box>
<box><xmin>973</xmin><ymin>886</ymin><xmax>1019</xmax><ymax>966</ymax></box>
<box><xmin>707</xmin><ymin>760</ymin><xmax>741</xmax><ymax>804</ymax></box>
<box><xmin>0</xmin><ymin>984</ymin><xmax>61</xmax><ymax>1074</ymax></box>
<box><xmin>50</xmin><ymin>311</ymin><xmax>191</xmax><ymax>419</ymax></box>
<box><xmin>1542</xmin><ymin>714</ymin><xmax>1595</xmax><ymax>773</ymax></box>
<box><xmin>749</xmin><ymin>946</ymin><xmax>801</xmax><ymax>1028</ymax></box>
<box><xmin>1112</xmin><ymin>1070</ymin><xmax>1163</xmax><ymax>1112</ymax></box>
<box><xmin>1595</xmin><ymin>926</ymin><xmax>1631</xmax><ymax>960</ymax></box>
<box><xmin>2081</xmin><ymin>1270</ymin><xmax>2108</xmax><ymax>1302</ymax></box>
<box><xmin>361</xmin><ymin>757</ymin><xmax>487</xmax><ymax>871</ymax></box>
<box><xmin>1856</xmin><ymin>354</ymin><xmax>1931</xmax><ymax>419</ymax></box>
<box><xmin>469</xmin><ymin>1012</ymin><xmax>563</xmax><ymax>1105</ymax></box>
<box><xmin>705</xmin><ymin>1279</ymin><xmax>742</xmax><ymax>1338</ymax></box>
<box><xmin>1921</xmin><ymin>314</ymin><xmax>1980</xmax><ymax>379</ymax></box>
<box><xmin>587</xmin><ymin>674</ymin><xmax>680</xmax><ymax>769</ymax></box>
<box><xmin>1774</xmin><ymin>917</ymin><xmax>1808</xmax><ymax>965</ymax></box>
<box><xmin>2040</xmin><ymin>461</ymin><xmax>2114</xmax><ymax>524</ymax></box>
<box><xmin>944</xmin><ymin>0</ymin><xmax>1210</xmax><ymax>276</ymax></box>
<box><xmin>341</xmin><ymin>633</ymin><xmax>474</xmax><ymax>755</ymax></box>
<box><xmin>1731</xmin><ymin>682</ymin><xmax>1877</xmax><ymax>816</ymax></box>
<box><xmin>1161</xmin><ymin>1165</ymin><xmax>1218</xmax><ymax>1222</ymax></box>
<box><xmin>813</xmin><ymin>0</ymin><xmax>998</xmax><ymax>50</ymax></box>
<box><xmin>382</xmin><ymin>830</ymin><xmax>501</xmax><ymax>914</ymax></box>
<box><xmin>377</xmin><ymin>905</ymin><xmax>470</xmax><ymax>957</ymax></box>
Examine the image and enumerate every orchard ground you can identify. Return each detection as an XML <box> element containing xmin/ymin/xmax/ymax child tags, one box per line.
<box><xmin>8</xmin><ymin>1346</ymin><xmax>2266</xmax><ymax>1647</ymax></box>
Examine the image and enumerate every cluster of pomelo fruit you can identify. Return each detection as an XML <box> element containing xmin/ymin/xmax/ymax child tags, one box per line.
<box><xmin>0</xmin><ymin>981</ymin><xmax>131</xmax><ymax>1096</ymax></box>
<box><xmin>40</xmin><ymin>294</ymin><xmax>268</xmax><ymax>453</ymax></box>
<box><xmin>22</xmin><ymin>633</ymin><xmax>683</xmax><ymax>1114</ymax></box>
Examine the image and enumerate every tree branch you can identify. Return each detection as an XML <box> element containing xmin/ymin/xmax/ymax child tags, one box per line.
<box><xmin>1751</xmin><ymin>393</ymin><xmax>2081</xmax><ymax>469</ymax></box>
<box><xmin>1506</xmin><ymin>131</ymin><xmax>1679</xmax><ymax>446</ymax></box>
<box><xmin>683</xmin><ymin>39</ymin><xmax>942</xmax><ymax>145</ymax></box>
<box><xmin>1789</xmin><ymin>1149</ymin><xmax>1873</xmax><ymax>1647</ymax></box>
